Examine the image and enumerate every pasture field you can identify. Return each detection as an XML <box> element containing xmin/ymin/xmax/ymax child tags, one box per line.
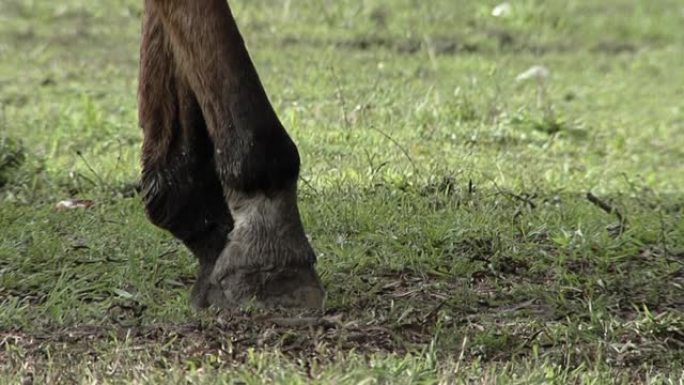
<box><xmin>1</xmin><ymin>0</ymin><xmax>683</xmax><ymax>383</ymax></box>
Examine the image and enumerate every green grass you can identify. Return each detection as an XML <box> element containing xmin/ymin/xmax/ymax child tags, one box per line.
<box><xmin>1</xmin><ymin>0</ymin><xmax>683</xmax><ymax>383</ymax></box>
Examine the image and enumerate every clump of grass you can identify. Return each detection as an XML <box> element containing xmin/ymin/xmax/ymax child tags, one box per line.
<box><xmin>0</xmin><ymin>135</ymin><xmax>25</xmax><ymax>188</ymax></box>
<box><xmin>511</xmin><ymin>110</ymin><xmax>569</xmax><ymax>135</ymax></box>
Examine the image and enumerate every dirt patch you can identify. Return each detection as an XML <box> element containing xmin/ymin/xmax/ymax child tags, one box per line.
<box><xmin>1</xmin><ymin>312</ymin><xmax>403</xmax><ymax>368</ymax></box>
<box><xmin>0</xmin><ymin>269</ymin><xmax>466</xmax><ymax>368</ymax></box>
<box><xmin>281</xmin><ymin>35</ymin><xmax>477</xmax><ymax>56</ymax></box>
<box><xmin>337</xmin><ymin>36</ymin><xmax>479</xmax><ymax>55</ymax></box>
<box><xmin>3</xmin><ymin>263</ymin><xmax>684</xmax><ymax>372</ymax></box>
<box><xmin>278</xmin><ymin>33</ymin><xmax>636</xmax><ymax>57</ymax></box>
<box><xmin>591</xmin><ymin>41</ymin><xmax>637</xmax><ymax>54</ymax></box>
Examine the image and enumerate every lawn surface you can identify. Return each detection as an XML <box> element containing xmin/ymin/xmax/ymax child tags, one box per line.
<box><xmin>1</xmin><ymin>0</ymin><xmax>683</xmax><ymax>383</ymax></box>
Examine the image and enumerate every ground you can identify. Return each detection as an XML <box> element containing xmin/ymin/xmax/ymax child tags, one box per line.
<box><xmin>1</xmin><ymin>0</ymin><xmax>683</xmax><ymax>383</ymax></box>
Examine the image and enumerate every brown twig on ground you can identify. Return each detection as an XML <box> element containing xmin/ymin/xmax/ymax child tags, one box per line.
<box><xmin>508</xmin><ymin>192</ymin><xmax>537</xmax><ymax>209</ymax></box>
<box><xmin>586</xmin><ymin>192</ymin><xmax>628</xmax><ymax>236</ymax></box>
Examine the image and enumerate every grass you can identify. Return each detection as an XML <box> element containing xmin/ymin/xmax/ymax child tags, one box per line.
<box><xmin>1</xmin><ymin>0</ymin><xmax>683</xmax><ymax>383</ymax></box>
